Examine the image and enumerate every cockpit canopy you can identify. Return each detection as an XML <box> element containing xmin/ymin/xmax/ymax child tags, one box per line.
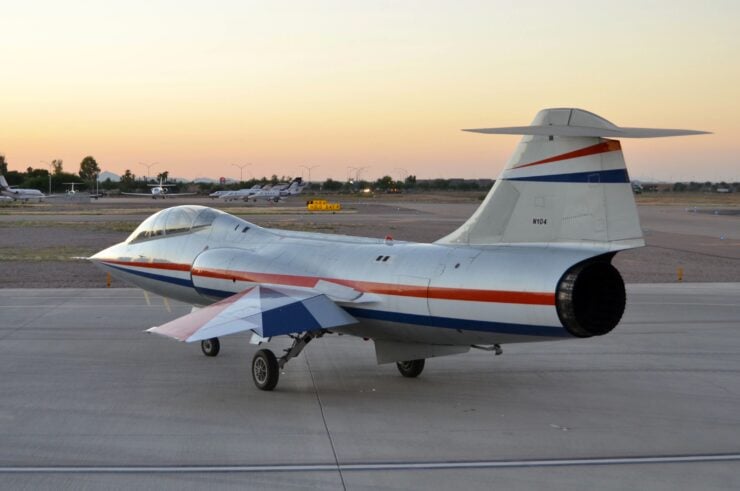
<box><xmin>127</xmin><ymin>206</ymin><xmax>225</xmax><ymax>243</ymax></box>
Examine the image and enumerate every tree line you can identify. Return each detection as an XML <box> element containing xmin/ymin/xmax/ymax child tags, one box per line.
<box><xmin>0</xmin><ymin>155</ymin><xmax>101</xmax><ymax>193</ymax></box>
<box><xmin>2</xmin><ymin>155</ymin><xmax>736</xmax><ymax>194</ymax></box>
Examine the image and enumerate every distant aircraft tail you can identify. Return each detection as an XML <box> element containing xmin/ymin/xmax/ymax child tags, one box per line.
<box><xmin>287</xmin><ymin>178</ymin><xmax>306</xmax><ymax>195</ymax></box>
<box><xmin>0</xmin><ymin>175</ymin><xmax>9</xmax><ymax>190</ymax></box>
<box><xmin>437</xmin><ymin>108</ymin><xmax>707</xmax><ymax>249</ymax></box>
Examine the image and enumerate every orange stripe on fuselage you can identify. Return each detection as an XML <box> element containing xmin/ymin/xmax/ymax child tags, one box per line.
<box><xmin>101</xmin><ymin>260</ymin><xmax>556</xmax><ymax>306</ymax></box>
<box><xmin>514</xmin><ymin>140</ymin><xmax>621</xmax><ymax>169</ymax></box>
<box><xmin>191</xmin><ymin>267</ymin><xmax>555</xmax><ymax>306</ymax></box>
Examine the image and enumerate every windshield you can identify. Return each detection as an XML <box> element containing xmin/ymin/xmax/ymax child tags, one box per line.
<box><xmin>126</xmin><ymin>206</ymin><xmax>224</xmax><ymax>243</ymax></box>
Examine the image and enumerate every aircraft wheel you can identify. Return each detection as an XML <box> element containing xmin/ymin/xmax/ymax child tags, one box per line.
<box><xmin>201</xmin><ymin>338</ymin><xmax>220</xmax><ymax>357</ymax></box>
<box><xmin>252</xmin><ymin>349</ymin><xmax>279</xmax><ymax>391</ymax></box>
<box><xmin>396</xmin><ymin>359</ymin><xmax>425</xmax><ymax>378</ymax></box>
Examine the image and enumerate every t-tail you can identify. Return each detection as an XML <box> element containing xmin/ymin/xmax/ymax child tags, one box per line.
<box><xmin>437</xmin><ymin>108</ymin><xmax>708</xmax><ymax>249</ymax></box>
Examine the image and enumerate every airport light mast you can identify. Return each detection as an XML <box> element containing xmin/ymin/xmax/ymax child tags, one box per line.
<box><xmin>41</xmin><ymin>160</ymin><xmax>51</xmax><ymax>194</ymax></box>
<box><xmin>232</xmin><ymin>163</ymin><xmax>251</xmax><ymax>183</ymax></box>
<box><xmin>139</xmin><ymin>162</ymin><xmax>159</xmax><ymax>184</ymax></box>
<box><xmin>300</xmin><ymin>165</ymin><xmax>319</xmax><ymax>183</ymax></box>
<box><xmin>355</xmin><ymin>166</ymin><xmax>370</xmax><ymax>182</ymax></box>
<box><xmin>346</xmin><ymin>166</ymin><xmax>357</xmax><ymax>182</ymax></box>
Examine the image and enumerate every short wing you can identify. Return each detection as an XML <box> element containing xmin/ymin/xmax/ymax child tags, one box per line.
<box><xmin>147</xmin><ymin>285</ymin><xmax>357</xmax><ymax>343</ymax></box>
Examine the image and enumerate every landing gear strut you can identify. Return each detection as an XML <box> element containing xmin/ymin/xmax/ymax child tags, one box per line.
<box><xmin>201</xmin><ymin>337</ymin><xmax>220</xmax><ymax>357</ymax></box>
<box><xmin>250</xmin><ymin>331</ymin><xmax>324</xmax><ymax>391</ymax></box>
<box><xmin>396</xmin><ymin>359</ymin><xmax>425</xmax><ymax>378</ymax></box>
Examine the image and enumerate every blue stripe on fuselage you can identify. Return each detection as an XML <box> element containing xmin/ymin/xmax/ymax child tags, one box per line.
<box><xmin>104</xmin><ymin>264</ymin><xmax>568</xmax><ymax>338</ymax></box>
<box><xmin>343</xmin><ymin>307</ymin><xmax>569</xmax><ymax>338</ymax></box>
<box><xmin>105</xmin><ymin>263</ymin><xmax>194</xmax><ymax>288</ymax></box>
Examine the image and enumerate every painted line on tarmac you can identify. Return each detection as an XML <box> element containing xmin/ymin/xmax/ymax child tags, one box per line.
<box><xmin>2</xmin><ymin>453</ymin><xmax>740</xmax><ymax>473</ymax></box>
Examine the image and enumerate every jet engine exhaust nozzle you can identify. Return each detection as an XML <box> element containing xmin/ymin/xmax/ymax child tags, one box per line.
<box><xmin>556</xmin><ymin>259</ymin><xmax>626</xmax><ymax>338</ymax></box>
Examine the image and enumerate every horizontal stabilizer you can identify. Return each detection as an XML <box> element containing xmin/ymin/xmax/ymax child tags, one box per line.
<box><xmin>463</xmin><ymin>107</ymin><xmax>708</xmax><ymax>138</ymax></box>
<box><xmin>147</xmin><ymin>285</ymin><xmax>357</xmax><ymax>342</ymax></box>
<box><xmin>464</xmin><ymin>126</ymin><xmax>709</xmax><ymax>138</ymax></box>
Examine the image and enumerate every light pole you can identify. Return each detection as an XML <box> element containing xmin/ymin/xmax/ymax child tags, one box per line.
<box><xmin>41</xmin><ymin>160</ymin><xmax>51</xmax><ymax>194</ymax></box>
<box><xmin>139</xmin><ymin>162</ymin><xmax>158</xmax><ymax>184</ymax></box>
<box><xmin>300</xmin><ymin>165</ymin><xmax>319</xmax><ymax>183</ymax></box>
<box><xmin>347</xmin><ymin>166</ymin><xmax>357</xmax><ymax>182</ymax></box>
<box><xmin>355</xmin><ymin>166</ymin><xmax>370</xmax><ymax>182</ymax></box>
<box><xmin>232</xmin><ymin>163</ymin><xmax>251</xmax><ymax>183</ymax></box>
<box><xmin>394</xmin><ymin>167</ymin><xmax>408</xmax><ymax>181</ymax></box>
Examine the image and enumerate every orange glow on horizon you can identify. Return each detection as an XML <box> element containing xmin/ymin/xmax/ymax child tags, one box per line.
<box><xmin>2</xmin><ymin>2</ymin><xmax>738</xmax><ymax>182</ymax></box>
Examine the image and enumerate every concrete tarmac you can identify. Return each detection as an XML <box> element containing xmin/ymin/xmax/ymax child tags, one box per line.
<box><xmin>1</xmin><ymin>285</ymin><xmax>739</xmax><ymax>490</ymax></box>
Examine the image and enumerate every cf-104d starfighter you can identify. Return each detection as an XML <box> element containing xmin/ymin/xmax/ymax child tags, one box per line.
<box><xmin>90</xmin><ymin>108</ymin><xmax>707</xmax><ymax>391</ymax></box>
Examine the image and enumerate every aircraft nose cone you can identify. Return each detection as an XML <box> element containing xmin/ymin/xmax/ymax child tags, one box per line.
<box><xmin>89</xmin><ymin>243</ymin><xmax>121</xmax><ymax>263</ymax></box>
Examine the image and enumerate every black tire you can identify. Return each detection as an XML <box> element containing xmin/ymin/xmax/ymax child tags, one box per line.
<box><xmin>201</xmin><ymin>338</ymin><xmax>220</xmax><ymax>357</ymax></box>
<box><xmin>396</xmin><ymin>359</ymin><xmax>425</xmax><ymax>378</ymax></box>
<box><xmin>252</xmin><ymin>349</ymin><xmax>279</xmax><ymax>391</ymax></box>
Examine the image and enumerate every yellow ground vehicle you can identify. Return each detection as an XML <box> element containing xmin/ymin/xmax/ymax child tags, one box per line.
<box><xmin>306</xmin><ymin>199</ymin><xmax>341</xmax><ymax>211</ymax></box>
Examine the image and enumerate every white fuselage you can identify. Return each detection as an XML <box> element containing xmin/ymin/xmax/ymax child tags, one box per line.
<box><xmin>221</xmin><ymin>187</ymin><xmax>261</xmax><ymax>202</ymax></box>
<box><xmin>1</xmin><ymin>187</ymin><xmax>45</xmax><ymax>201</ymax></box>
<box><xmin>150</xmin><ymin>186</ymin><xmax>167</xmax><ymax>198</ymax></box>
<box><xmin>91</xmin><ymin>207</ymin><xmax>612</xmax><ymax>347</ymax></box>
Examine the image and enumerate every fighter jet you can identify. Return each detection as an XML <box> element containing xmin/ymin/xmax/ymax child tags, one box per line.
<box><xmin>90</xmin><ymin>108</ymin><xmax>707</xmax><ymax>391</ymax></box>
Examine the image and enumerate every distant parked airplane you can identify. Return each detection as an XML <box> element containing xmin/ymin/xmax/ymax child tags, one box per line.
<box><xmin>0</xmin><ymin>175</ymin><xmax>46</xmax><ymax>202</ymax></box>
<box><xmin>249</xmin><ymin>178</ymin><xmax>306</xmax><ymax>202</ymax></box>
<box><xmin>219</xmin><ymin>185</ymin><xmax>262</xmax><ymax>202</ymax></box>
<box><xmin>63</xmin><ymin>182</ymin><xmax>84</xmax><ymax>195</ymax></box>
<box><xmin>122</xmin><ymin>177</ymin><xmax>197</xmax><ymax>199</ymax></box>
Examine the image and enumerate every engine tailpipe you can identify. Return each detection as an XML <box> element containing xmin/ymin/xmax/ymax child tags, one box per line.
<box><xmin>556</xmin><ymin>259</ymin><xmax>626</xmax><ymax>338</ymax></box>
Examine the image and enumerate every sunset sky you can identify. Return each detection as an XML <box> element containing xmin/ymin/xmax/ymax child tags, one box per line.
<box><xmin>2</xmin><ymin>1</ymin><xmax>738</xmax><ymax>182</ymax></box>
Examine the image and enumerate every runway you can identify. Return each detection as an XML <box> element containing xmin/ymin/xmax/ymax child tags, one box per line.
<box><xmin>1</xmin><ymin>285</ymin><xmax>739</xmax><ymax>490</ymax></box>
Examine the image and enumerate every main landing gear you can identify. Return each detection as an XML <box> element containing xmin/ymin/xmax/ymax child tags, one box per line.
<box><xmin>201</xmin><ymin>333</ymin><xmax>440</xmax><ymax>391</ymax></box>
<box><xmin>251</xmin><ymin>331</ymin><xmax>323</xmax><ymax>391</ymax></box>
<box><xmin>396</xmin><ymin>359</ymin><xmax>425</xmax><ymax>378</ymax></box>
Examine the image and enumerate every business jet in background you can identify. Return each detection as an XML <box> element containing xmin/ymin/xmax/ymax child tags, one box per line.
<box><xmin>63</xmin><ymin>182</ymin><xmax>84</xmax><ymax>195</ymax></box>
<box><xmin>122</xmin><ymin>177</ymin><xmax>197</xmax><ymax>199</ymax></box>
<box><xmin>249</xmin><ymin>178</ymin><xmax>306</xmax><ymax>202</ymax></box>
<box><xmin>89</xmin><ymin>108</ymin><xmax>707</xmax><ymax>391</ymax></box>
<box><xmin>219</xmin><ymin>185</ymin><xmax>262</xmax><ymax>202</ymax></box>
<box><xmin>0</xmin><ymin>175</ymin><xmax>46</xmax><ymax>202</ymax></box>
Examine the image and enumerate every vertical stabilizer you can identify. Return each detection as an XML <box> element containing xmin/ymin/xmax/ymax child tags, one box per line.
<box><xmin>437</xmin><ymin>108</ymin><xmax>706</xmax><ymax>249</ymax></box>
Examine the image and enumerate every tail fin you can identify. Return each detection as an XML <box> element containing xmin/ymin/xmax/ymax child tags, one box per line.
<box><xmin>288</xmin><ymin>178</ymin><xmax>305</xmax><ymax>195</ymax></box>
<box><xmin>437</xmin><ymin>108</ymin><xmax>707</xmax><ymax>249</ymax></box>
<box><xmin>0</xmin><ymin>175</ymin><xmax>9</xmax><ymax>190</ymax></box>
